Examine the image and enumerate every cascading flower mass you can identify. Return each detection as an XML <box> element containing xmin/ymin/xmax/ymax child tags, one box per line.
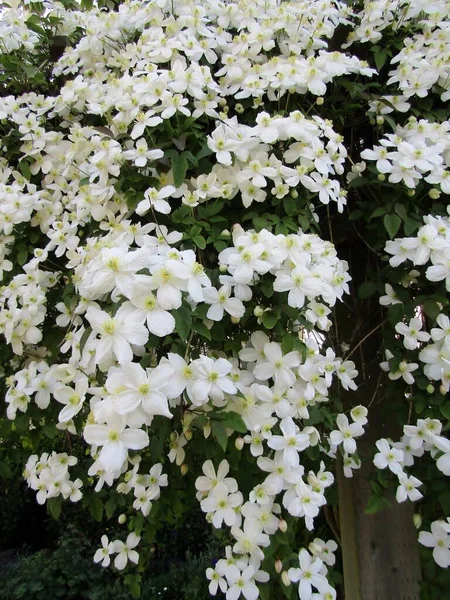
<box><xmin>0</xmin><ymin>0</ymin><xmax>449</xmax><ymax>597</ymax></box>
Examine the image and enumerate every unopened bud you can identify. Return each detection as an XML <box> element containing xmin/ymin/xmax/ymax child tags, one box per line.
<box><xmin>440</xmin><ymin>384</ymin><xmax>447</xmax><ymax>395</ymax></box>
<box><xmin>150</xmin><ymin>545</ymin><xmax>156</xmax><ymax>554</ymax></box>
<box><xmin>219</xmin><ymin>264</ymin><xmax>228</xmax><ymax>273</ymax></box>
<box><xmin>426</xmin><ymin>384</ymin><xmax>435</xmax><ymax>394</ymax></box>
<box><xmin>429</xmin><ymin>188</ymin><xmax>441</xmax><ymax>200</ymax></box>
<box><xmin>118</xmin><ymin>514</ymin><xmax>126</xmax><ymax>524</ymax></box>
<box><xmin>203</xmin><ymin>423</ymin><xmax>211</xmax><ymax>439</ymax></box>
<box><xmin>369</xmin><ymin>117</ymin><xmax>375</xmax><ymax>126</ymax></box>
<box><xmin>275</xmin><ymin>559</ymin><xmax>283</xmax><ymax>574</ymax></box>
<box><xmin>184</xmin><ymin>429</ymin><xmax>193</xmax><ymax>441</ymax></box>
<box><xmin>316</xmin><ymin>97</ymin><xmax>324</xmax><ymax>106</ymax></box>
<box><xmin>181</xmin><ymin>463</ymin><xmax>189</xmax><ymax>476</ymax></box>
<box><xmin>170</xmin><ymin>432</ymin><xmax>177</xmax><ymax>443</ymax></box>
<box><xmin>407</xmin><ymin>189</ymin><xmax>415</xmax><ymax>197</ymax></box>
<box><xmin>281</xmin><ymin>571</ymin><xmax>291</xmax><ymax>587</ymax></box>
<box><xmin>235</xmin><ymin>437</ymin><xmax>244</xmax><ymax>451</ymax></box>
<box><xmin>413</xmin><ymin>513</ymin><xmax>422</xmax><ymax>529</ymax></box>
<box><xmin>221</xmin><ymin>229</ymin><xmax>231</xmax><ymax>237</ymax></box>
<box><xmin>183</xmin><ymin>412</ymin><xmax>194</xmax><ymax>427</ymax></box>
<box><xmin>290</xmin><ymin>189</ymin><xmax>298</xmax><ymax>198</ymax></box>
<box><xmin>254</xmin><ymin>306</ymin><xmax>264</xmax><ymax>317</ymax></box>
<box><xmin>376</xmin><ymin>116</ymin><xmax>385</xmax><ymax>125</ymax></box>
<box><xmin>218</xmin><ymin>98</ymin><xmax>227</xmax><ymax>107</ymax></box>
<box><xmin>278</xmin><ymin>519</ymin><xmax>288</xmax><ymax>532</ymax></box>
<box><xmin>231</xmin><ymin>316</ymin><xmax>240</xmax><ymax>324</ymax></box>
<box><xmin>377</xmin><ymin>173</ymin><xmax>386</xmax><ymax>181</ymax></box>
<box><xmin>235</xmin><ymin>103</ymin><xmax>244</xmax><ymax>114</ymax></box>
<box><xmin>219</xmin><ymin>111</ymin><xmax>228</xmax><ymax>120</ymax></box>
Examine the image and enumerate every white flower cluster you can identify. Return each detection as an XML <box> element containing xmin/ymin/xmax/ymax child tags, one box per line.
<box><xmin>328</xmin><ymin>406</ymin><xmax>367</xmax><ymax>477</ymax></box>
<box><xmin>345</xmin><ymin>0</ymin><xmax>450</xmax><ymax>49</ymax></box>
<box><xmin>385</xmin><ymin>213</ymin><xmax>450</xmax><ymax>286</ymax></box>
<box><xmin>196</xmin><ymin>459</ymin><xmax>337</xmax><ymax>599</ymax></box>
<box><xmin>0</xmin><ymin>266</ymin><xmax>58</xmax><ymax>358</ymax></box>
<box><xmin>287</xmin><ymin>543</ymin><xmax>337</xmax><ymax>600</ymax></box>
<box><xmin>373</xmin><ymin>417</ymin><xmax>450</xmax><ymax>566</ymax></box>
<box><xmin>0</xmin><ymin>0</ymin><xmax>41</xmax><ymax>53</ymax></box>
<box><xmin>49</xmin><ymin>0</ymin><xmax>373</xmax><ymax>106</ymax></box>
<box><xmin>23</xmin><ymin>451</ymin><xmax>82</xmax><ymax>505</ymax></box>
<box><xmin>218</xmin><ymin>227</ymin><xmax>350</xmax><ymax>313</ymax></box>
<box><xmin>419</xmin><ymin>520</ymin><xmax>450</xmax><ymax>568</ymax></box>
<box><xmin>361</xmin><ymin>118</ymin><xmax>450</xmax><ymax>190</ymax></box>
<box><xmin>206</xmin><ymin>547</ymin><xmax>269</xmax><ymax>600</ymax></box>
<box><xmin>386</xmin><ymin>18</ymin><xmax>450</xmax><ymax>103</ymax></box>
<box><xmin>94</xmin><ymin>532</ymin><xmax>140</xmax><ymax>570</ymax></box>
<box><xmin>205</xmin><ymin>112</ymin><xmax>349</xmax><ymax>211</ymax></box>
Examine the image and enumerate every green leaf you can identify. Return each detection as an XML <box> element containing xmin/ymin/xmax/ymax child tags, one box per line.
<box><xmin>384</xmin><ymin>214</ymin><xmax>401</xmax><ymax>239</ymax></box>
<box><xmin>19</xmin><ymin>160</ymin><xmax>31</xmax><ymax>180</ymax></box>
<box><xmin>196</xmin><ymin>144</ymin><xmax>213</xmax><ymax>161</ymax></box>
<box><xmin>125</xmin><ymin>575</ymin><xmax>141</xmax><ymax>599</ymax></box>
<box><xmin>173</xmin><ymin>306</ymin><xmax>192</xmax><ymax>341</ymax></box>
<box><xmin>193</xmin><ymin>235</ymin><xmax>206</xmax><ymax>249</ymax></box>
<box><xmin>283</xmin><ymin>195</ymin><xmax>297</xmax><ymax>216</ymax></box>
<box><xmin>171</xmin><ymin>152</ymin><xmax>189</xmax><ymax>187</ymax></box>
<box><xmin>220</xmin><ymin>411</ymin><xmax>247</xmax><ymax>433</ymax></box>
<box><xmin>261</xmin><ymin>312</ymin><xmax>278</xmax><ymax>329</ymax></box>
<box><xmin>374</xmin><ymin>50</ymin><xmax>388</xmax><ymax>71</ymax></box>
<box><xmin>79</xmin><ymin>326</ymin><xmax>92</xmax><ymax>355</ymax></box>
<box><xmin>90</xmin><ymin>496</ymin><xmax>103</xmax><ymax>522</ymax></box>
<box><xmin>394</xmin><ymin>203</ymin><xmax>407</xmax><ymax>221</ymax></box>
<box><xmin>17</xmin><ymin>248</ymin><xmax>28</xmax><ymax>266</ymax></box>
<box><xmin>404</xmin><ymin>217</ymin><xmax>421</xmax><ymax>235</ymax></box>
<box><xmin>192</xmin><ymin>321</ymin><xmax>212</xmax><ymax>340</ymax></box>
<box><xmin>357</xmin><ymin>281</ymin><xmax>377</xmax><ymax>299</ymax></box>
<box><xmin>105</xmin><ymin>497</ymin><xmax>117</xmax><ymax>519</ymax></box>
<box><xmin>364</xmin><ymin>495</ymin><xmax>391</xmax><ymax>515</ymax></box>
<box><xmin>47</xmin><ymin>497</ymin><xmax>62</xmax><ymax>520</ymax></box>
<box><xmin>211</xmin><ymin>420</ymin><xmax>228</xmax><ymax>452</ymax></box>
<box><xmin>440</xmin><ymin>404</ymin><xmax>450</xmax><ymax>421</ymax></box>
<box><xmin>423</xmin><ymin>299</ymin><xmax>441</xmax><ymax>320</ymax></box>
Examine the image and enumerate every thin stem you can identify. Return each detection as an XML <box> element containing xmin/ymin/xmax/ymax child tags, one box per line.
<box><xmin>344</xmin><ymin>320</ymin><xmax>387</xmax><ymax>361</ymax></box>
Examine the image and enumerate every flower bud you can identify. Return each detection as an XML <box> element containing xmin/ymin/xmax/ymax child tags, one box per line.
<box><xmin>376</xmin><ymin>116</ymin><xmax>385</xmax><ymax>125</ymax></box>
<box><xmin>221</xmin><ymin>229</ymin><xmax>231</xmax><ymax>237</ymax></box>
<box><xmin>369</xmin><ymin>118</ymin><xmax>375</xmax><ymax>126</ymax></box>
<box><xmin>218</xmin><ymin>98</ymin><xmax>227</xmax><ymax>107</ymax></box>
<box><xmin>377</xmin><ymin>174</ymin><xmax>385</xmax><ymax>181</ymax></box>
<box><xmin>235</xmin><ymin>437</ymin><xmax>244</xmax><ymax>451</ymax></box>
<box><xmin>426</xmin><ymin>384</ymin><xmax>435</xmax><ymax>394</ymax></box>
<box><xmin>407</xmin><ymin>189</ymin><xmax>415</xmax><ymax>197</ymax></box>
<box><xmin>219</xmin><ymin>264</ymin><xmax>228</xmax><ymax>273</ymax></box>
<box><xmin>254</xmin><ymin>306</ymin><xmax>264</xmax><ymax>317</ymax></box>
<box><xmin>413</xmin><ymin>513</ymin><xmax>422</xmax><ymax>529</ymax></box>
<box><xmin>231</xmin><ymin>316</ymin><xmax>240</xmax><ymax>324</ymax></box>
<box><xmin>170</xmin><ymin>432</ymin><xmax>178</xmax><ymax>443</ymax></box>
<box><xmin>429</xmin><ymin>189</ymin><xmax>441</xmax><ymax>200</ymax></box>
<box><xmin>278</xmin><ymin>519</ymin><xmax>288</xmax><ymax>532</ymax></box>
<box><xmin>183</xmin><ymin>412</ymin><xmax>194</xmax><ymax>427</ymax></box>
<box><xmin>181</xmin><ymin>463</ymin><xmax>189</xmax><ymax>476</ymax></box>
<box><xmin>316</xmin><ymin>97</ymin><xmax>324</xmax><ymax>106</ymax></box>
<box><xmin>184</xmin><ymin>429</ymin><xmax>193</xmax><ymax>441</ymax></box>
<box><xmin>290</xmin><ymin>189</ymin><xmax>298</xmax><ymax>198</ymax></box>
<box><xmin>118</xmin><ymin>514</ymin><xmax>126</xmax><ymax>524</ymax></box>
<box><xmin>440</xmin><ymin>384</ymin><xmax>447</xmax><ymax>395</ymax></box>
<box><xmin>219</xmin><ymin>111</ymin><xmax>228</xmax><ymax>120</ymax></box>
<box><xmin>275</xmin><ymin>559</ymin><xmax>283</xmax><ymax>574</ymax></box>
<box><xmin>203</xmin><ymin>423</ymin><xmax>211</xmax><ymax>439</ymax></box>
<box><xmin>235</xmin><ymin>103</ymin><xmax>244</xmax><ymax>114</ymax></box>
<box><xmin>281</xmin><ymin>571</ymin><xmax>291</xmax><ymax>587</ymax></box>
